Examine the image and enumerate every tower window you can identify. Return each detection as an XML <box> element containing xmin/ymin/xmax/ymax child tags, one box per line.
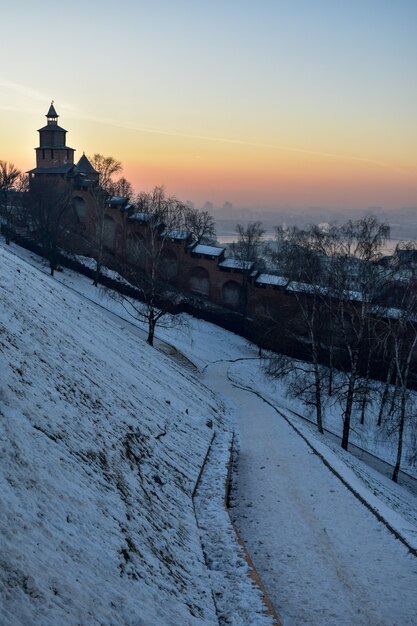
<box><xmin>51</xmin><ymin>149</ymin><xmax>54</xmax><ymax>159</ymax></box>
<box><xmin>42</xmin><ymin>149</ymin><xmax>45</xmax><ymax>159</ymax></box>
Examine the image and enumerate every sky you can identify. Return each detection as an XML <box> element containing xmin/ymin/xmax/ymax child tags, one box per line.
<box><xmin>1</xmin><ymin>0</ymin><xmax>416</xmax><ymax>211</ymax></box>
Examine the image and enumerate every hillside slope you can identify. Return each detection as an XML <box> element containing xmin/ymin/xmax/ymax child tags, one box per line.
<box><xmin>0</xmin><ymin>245</ymin><xmax>223</xmax><ymax>625</ymax></box>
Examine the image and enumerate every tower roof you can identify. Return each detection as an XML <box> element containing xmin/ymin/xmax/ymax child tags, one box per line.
<box><xmin>27</xmin><ymin>163</ymin><xmax>74</xmax><ymax>175</ymax></box>
<box><xmin>75</xmin><ymin>153</ymin><xmax>98</xmax><ymax>174</ymax></box>
<box><xmin>37</xmin><ymin>124</ymin><xmax>68</xmax><ymax>133</ymax></box>
<box><xmin>46</xmin><ymin>101</ymin><xmax>58</xmax><ymax>118</ymax></box>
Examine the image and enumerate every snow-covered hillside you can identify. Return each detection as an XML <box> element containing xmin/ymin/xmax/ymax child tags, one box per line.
<box><xmin>4</xmin><ymin>239</ymin><xmax>417</xmax><ymax>626</ymax></box>
<box><xmin>0</xmin><ymin>245</ymin><xmax>225</xmax><ymax>625</ymax></box>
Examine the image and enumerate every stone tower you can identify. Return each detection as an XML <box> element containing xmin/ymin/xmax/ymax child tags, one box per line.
<box><xmin>33</xmin><ymin>102</ymin><xmax>75</xmax><ymax>173</ymax></box>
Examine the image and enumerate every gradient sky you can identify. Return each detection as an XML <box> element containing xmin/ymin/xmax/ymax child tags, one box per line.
<box><xmin>1</xmin><ymin>0</ymin><xmax>416</xmax><ymax>210</ymax></box>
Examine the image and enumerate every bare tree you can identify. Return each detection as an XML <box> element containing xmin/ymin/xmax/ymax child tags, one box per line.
<box><xmin>89</xmin><ymin>154</ymin><xmax>123</xmax><ymax>193</ymax></box>
<box><xmin>115</xmin><ymin>187</ymin><xmax>186</xmax><ymax>346</ymax></box>
<box><xmin>328</xmin><ymin>216</ymin><xmax>390</xmax><ymax>450</ymax></box>
<box><xmin>0</xmin><ymin>160</ymin><xmax>21</xmax><ymax>244</ymax></box>
<box><xmin>267</xmin><ymin>224</ymin><xmax>333</xmax><ymax>433</ymax></box>
<box><xmin>230</xmin><ymin>221</ymin><xmax>265</xmax><ymax>317</ymax></box>
<box><xmin>266</xmin><ymin>350</ymin><xmax>329</xmax><ymax>433</ymax></box>
<box><xmin>378</xmin><ymin>244</ymin><xmax>417</xmax><ymax>481</ymax></box>
<box><xmin>267</xmin><ymin>217</ymin><xmax>391</xmax><ymax>445</ymax></box>
<box><xmin>184</xmin><ymin>207</ymin><xmax>216</xmax><ymax>244</ymax></box>
<box><xmin>376</xmin><ymin>350</ymin><xmax>396</xmax><ymax>427</ymax></box>
<box><xmin>231</xmin><ymin>221</ymin><xmax>265</xmax><ymax>264</ymax></box>
<box><xmin>88</xmin><ymin>154</ymin><xmax>122</xmax><ymax>286</ymax></box>
<box><xmin>26</xmin><ymin>177</ymin><xmax>73</xmax><ymax>276</ymax></box>
<box><xmin>112</xmin><ymin>177</ymin><xmax>134</xmax><ymax>201</ymax></box>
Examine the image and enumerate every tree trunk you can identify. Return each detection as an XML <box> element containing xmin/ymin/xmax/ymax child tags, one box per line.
<box><xmin>327</xmin><ymin>308</ymin><xmax>335</xmax><ymax>397</ymax></box>
<box><xmin>392</xmin><ymin>394</ymin><xmax>406</xmax><ymax>483</ymax></box>
<box><xmin>147</xmin><ymin>316</ymin><xmax>156</xmax><ymax>346</ymax></box>
<box><xmin>93</xmin><ymin>253</ymin><xmax>102</xmax><ymax>287</ymax></box>
<box><xmin>49</xmin><ymin>247</ymin><xmax>56</xmax><ymax>277</ymax></box>
<box><xmin>93</xmin><ymin>207</ymin><xmax>105</xmax><ymax>287</ymax></box>
<box><xmin>392</xmin><ymin>334</ymin><xmax>417</xmax><ymax>482</ymax></box>
<box><xmin>310</xmin><ymin>324</ymin><xmax>324</xmax><ymax>434</ymax></box>
<box><xmin>377</xmin><ymin>358</ymin><xmax>395</xmax><ymax>426</ymax></box>
<box><xmin>328</xmin><ymin>344</ymin><xmax>334</xmax><ymax>396</ymax></box>
<box><xmin>341</xmin><ymin>375</ymin><xmax>356</xmax><ymax>451</ymax></box>
<box><xmin>388</xmin><ymin>377</ymin><xmax>399</xmax><ymax>417</ymax></box>
<box><xmin>360</xmin><ymin>383</ymin><xmax>368</xmax><ymax>425</ymax></box>
<box><xmin>360</xmin><ymin>340</ymin><xmax>372</xmax><ymax>425</ymax></box>
<box><xmin>313</xmin><ymin>362</ymin><xmax>324</xmax><ymax>434</ymax></box>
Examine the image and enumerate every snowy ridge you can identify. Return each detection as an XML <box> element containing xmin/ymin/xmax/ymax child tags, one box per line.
<box><xmin>0</xmin><ymin>245</ymin><xmax>221</xmax><ymax>625</ymax></box>
<box><xmin>194</xmin><ymin>431</ymin><xmax>275</xmax><ymax>626</ymax></box>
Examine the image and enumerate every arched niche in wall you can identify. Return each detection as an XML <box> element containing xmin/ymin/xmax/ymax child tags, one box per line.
<box><xmin>189</xmin><ymin>266</ymin><xmax>210</xmax><ymax>297</ymax></box>
<box><xmin>222</xmin><ymin>280</ymin><xmax>242</xmax><ymax>309</ymax></box>
<box><xmin>126</xmin><ymin>232</ymin><xmax>146</xmax><ymax>267</ymax></box>
<box><xmin>73</xmin><ymin>196</ymin><xmax>86</xmax><ymax>224</ymax></box>
<box><xmin>159</xmin><ymin>249</ymin><xmax>178</xmax><ymax>279</ymax></box>
<box><xmin>103</xmin><ymin>215</ymin><xmax>117</xmax><ymax>252</ymax></box>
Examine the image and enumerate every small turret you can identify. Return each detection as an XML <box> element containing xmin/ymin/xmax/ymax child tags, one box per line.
<box><xmin>46</xmin><ymin>101</ymin><xmax>59</xmax><ymax>125</ymax></box>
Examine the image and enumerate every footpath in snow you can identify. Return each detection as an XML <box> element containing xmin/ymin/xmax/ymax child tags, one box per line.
<box><xmin>203</xmin><ymin>361</ymin><xmax>417</xmax><ymax>626</ymax></box>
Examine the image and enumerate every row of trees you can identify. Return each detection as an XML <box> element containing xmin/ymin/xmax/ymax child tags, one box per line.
<box><xmin>262</xmin><ymin>217</ymin><xmax>417</xmax><ymax>481</ymax></box>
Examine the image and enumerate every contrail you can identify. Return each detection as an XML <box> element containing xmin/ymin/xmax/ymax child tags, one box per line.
<box><xmin>0</xmin><ymin>79</ymin><xmax>76</xmax><ymax>112</ymax></box>
<box><xmin>0</xmin><ymin>79</ymin><xmax>48</xmax><ymax>103</ymax></box>
<box><xmin>83</xmin><ymin>114</ymin><xmax>413</xmax><ymax>177</ymax></box>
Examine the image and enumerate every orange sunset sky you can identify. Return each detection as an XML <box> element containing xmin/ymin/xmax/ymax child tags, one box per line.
<box><xmin>1</xmin><ymin>0</ymin><xmax>416</xmax><ymax>211</ymax></box>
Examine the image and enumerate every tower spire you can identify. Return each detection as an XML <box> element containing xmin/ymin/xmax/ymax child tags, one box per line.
<box><xmin>46</xmin><ymin>101</ymin><xmax>59</xmax><ymax>124</ymax></box>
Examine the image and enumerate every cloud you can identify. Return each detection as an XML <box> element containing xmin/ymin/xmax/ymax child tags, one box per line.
<box><xmin>0</xmin><ymin>79</ymin><xmax>76</xmax><ymax>114</ymax></box>
<box><xmin>0</xmin><ymin>79</ymin><xmax>48</xmax><ymax>103</ymax></box>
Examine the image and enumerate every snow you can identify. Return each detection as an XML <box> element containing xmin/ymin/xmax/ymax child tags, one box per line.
<box><xmin>107</xmin><ymin>196</ymin><xmax>127</xmax><ymax>205</ymax></box>
<box><xmin>191</xmin><ymin>244</ymin><xmax>225</xmax><ymax>257</ymax></box>
<box><xmin>256</xmin><ymin>273</ymin><xmax>288</xmax><ymax>287</ymax></box>
<box><xmin>161</xmin><ymin>229</ymin><xmax>191</xmax><ymax>240</ymax></box>
<box><xmin>0</xmin><ymin>243</ymin><xmax>272</xmax><ymax>625</ymax></box>
<box><xmin>230</xmin><ymin>358</ymin><xmax>417</xmax><ymax>483</ymax></box>
<box><xmin>218</xmin><ymin>258</ymin><xmax>254</xmax><ymax>270</ymax></box>
<box><xmin>194</xmin><ymin>431</ymin><xmax>274</xmax><ymax>626</ymax></box>
<box><xmin>205</xmin><ymin>361</ymin><xmax>417</xmax><ymax>625</ymax></box>
<box><xmin>60</xmin><ymin>251</ymin><xmax>133</xmax><ymax>286</ymax></box>
<box><xmin>128</xmin><ymin>211</ymin><xmax>152</xmax><ymax>222</ymax></box>
<box><xmin>3</xmin><ymin>240</ymin><xmax>417</xmax><ymax>625</ymax></box>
